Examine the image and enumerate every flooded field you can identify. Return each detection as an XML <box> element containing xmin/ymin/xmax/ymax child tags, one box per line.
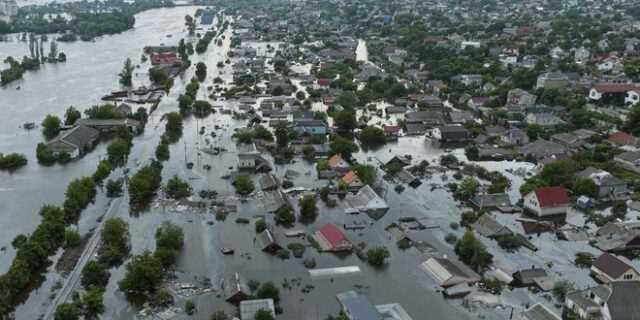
<box><xmin>0</xmin><ymin>6</ymin><xmax>554</xmax><ymax>320</ymax></box>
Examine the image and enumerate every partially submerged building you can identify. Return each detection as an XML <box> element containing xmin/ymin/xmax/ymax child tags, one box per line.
<box><xmin>345</xmin><ymin>185</ymin><xmax>390</xmax><ymax>219</ymax></box>
<box><xmin>419</xmin><ymin>257</ymin><xmax>481</xmax><ymax>287</ymax></box>
<box><xmin>312</xmin><ymin>223</ymin><xmax>353</xmax><ymax>252</ymax></box>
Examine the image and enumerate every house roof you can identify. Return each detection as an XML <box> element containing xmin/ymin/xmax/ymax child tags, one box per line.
<box><xmin>341</xmin><ymin>171</ymin><xmax>359</xmax><ymax>185</ymax></box>
<box><xmin>593</xmin><ymin>83</ymin><xmax>638</xmax><ymax>93</ymax></box>
<box><xmin>255</xmin><ymin>229</ymin><xmax>277</xmax><ymax>251</ymax></box>
<box><xmin>592</xmin><ymin>252</ymin><xmax>635</xmax><ymax>279</ymax></box>
<box><xmin>316</xmin><ymin>78</ymin><xmax>332</xmax><ymax>86</ymax></box>
<box><xmin>383</xmin><ymin>125</ymin><xmax>401</xmax><ymax>133</ymax></box>
<box><xmin>470</xmin><ymin>214</ymin><xmax>512</xmax><ymax>237</ymax></box>
<box><xmin>314</xmin><ymin>223</ymin><xmax>351</xmax><ymax>250</ymax></box>
<box><xmin>616</xmin><ymin>150</ymin><xmax>640</xmax><ymax>162</ymax></box>
<box><xmin>419</xmin><ymin>257</ymin><xmax>481</xmax><ymax>287</ymax></box>
<box><xmin>531</xmin><ymin>186</ymin><xmax>571</xmax><ymax>208</ymax></box>
<box><xmin>520</xmin><ymin>140</ymin><xmax>566</xmax><ymax>158</ymax></box>
<box><xmin>329</xmin><ymin>154</ymin><xmax>348</xmax><ymax>167</ymax></box>
<box><xmin>259</xmin><ymin>173</ymin><xmax>278</xmax><ymax>190</ymax></box>
<box><xmin>223</xmin><ymin>273</ymin><xmax>251</xmax><ymax>301</ymax></box>
<box><xmin>336</xmin><ymin>291</ymin><xmax>383</xmax><ymax>320</ymax></box>
<box><xmin>608</xmin><ymin>131</ymin><xmax>638</xmax><ymax>146</ymax></box>
<box><xmin>513</xmin><ymin>268</ymin><xmax>548</xmax><ymax>285</ymax></box>
<box><xmin>240</xmin><ymin>299</ymin><xmax>275</xmax><ymax>320</ymax></box>
<box><xmin>520</xmin><ymin>303</ymin><xmax>561</xmax><ymax>320</ymax></box>
<box><xmin>47</xmin><ymin>125</ymin><xmax>99</xmax><ymax>149</ymax></box>
<box><xmin>607</xmin><ymin>282</ymin><xmax>640</xmax><ymax>320</ymax></box>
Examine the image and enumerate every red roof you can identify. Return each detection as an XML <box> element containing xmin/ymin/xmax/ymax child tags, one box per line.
<box><xmin>425</xmin><ymin>35</ymin><xmax>445</xmax><ymax>43</ymax></box>
<box><xmin>608</xmin><ymin>131</ymin><xmax>638</xmax><ymax>146</ymax></box>
<box><xmin>593</xmin><ymin>84</ymin><xmax>638</xmax><ymax>94</ymax></box>
<box><xmin>151</xmin><ymin>52</ymin><xmax>182</xmax><ymax>66</ymax></box>
<box><xmin>316</xmin><ymin>223</ymin><xmax>351</xmax><ymax>248</ymax></box>
<box><xmin>532</xmin><ymin>186</ymin><xmax>571</xmax><ymax>208</ymax></box>
<box><xmin>316</xmin><ymin>78</ymin><xmax>332</xmax><ymax>86</ymax></box>
<box><xmin>383</xmin><ymin>125</ymin><xmax>401</xmax><ymax>133</ymax></box>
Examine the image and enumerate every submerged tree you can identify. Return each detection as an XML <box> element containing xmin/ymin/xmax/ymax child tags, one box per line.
<box><xmin>119</xmin><ymin>58</ymin><xmax>135</xmax><ymax>87</ymax></box>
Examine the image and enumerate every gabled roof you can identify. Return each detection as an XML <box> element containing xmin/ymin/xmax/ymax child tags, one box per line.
<box><xmin>608</xmin><ymin>131</ymin><xmax>638</xmax><ymax>146</ymax></box>
<box><xmin>47</xmin><ymin>125</ymin><xmax>99</xmax><ymax>149</ymax></box>
<box><xmin>607</xmin><ymin>282</ymin><xmax>640</xmax><ymax>320</ymax></box>
<box><xmin>329</xmin><ymin>154</ymin><xmax>349</xmax><ymax>168</ymax></box>
<box><xmin>519</xmin><ymin>303</ymin><xmax>561</xmax><ymax>320</ymax></box>
<box><xmin>592</xmin><ymin>252</ymin><xmax>636</xmax><ymax>279</ymax></box>
<box><xmin>313</xmin><ymin>223</ymin><xmax>351</xmax><ymax>250</ymax></box>
<box><xmin>341</xmin><ymin>171</ymin><xmax>359</xmax><ymax>185</ymax></box>
<box><xmin>531</xmin><ymin>186</ymin><xmax>571</xmax><ymax>208</ymax></box>
<box><xmin>470</xmin><ymin>214</ymin><xmax>513</xmax><ymax>237</ymax></box>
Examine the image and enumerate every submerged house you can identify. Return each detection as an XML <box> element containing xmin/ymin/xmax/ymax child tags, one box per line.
<box><xmin>261</xmin><ymin>189</ymin><xmax>289</xmax><ymax>213</ymax></box>
<box><xmin>591</xmin><ymin>252</ymin><xmax>639</xmax><ymax>283</ymax></box>
<box><xmin>75</xmin><ymin>118</ymin><xmax>142</xmax><ymax>134</ymax></box>
<box><xmin>470</xmin><ymin>214</ymin><xmax>513</xmax><ymax>238</ymax></box>
<box><xmin>240</xmin><ymin>299</ymin><xmax>275</xmax><ymax>320</ymax></box>
<box><xmin>341</xmin><ymin>171</ymin><xmax>365</xmax><ymax>190</ymax></box>
<box><xmin>419</xmin><ymin>257</ymin><xmax>481</xmax><ymax>287</ymax></box>
<box><xmin>565</xmin><ymin>282</ymin><xmax>640</xmax><ymax>320</ymax></box>
<box><xmin>345</xmin><ymin>185</ymin><xmax>390</xmax><ymax>219</ymax></box>
<box><xmin>237</xmin><ymin>143</ymin><xmax>272</xmax><ymax>172</ymax></box>
<box><xmin>223</xmin><ymin>273</ymin><xmax>252</xmax><ymax>303</ymax></box>
<box><xmin>512</xmin><ymin>267</ymin><xmax>553</xmax><ymax>291</ymax></box>
<box><xmin>45</xmin><ymin>125</ymin><xmax>100</xmax><ymax>159</ymax></box>
<box><xmin>312</xmin><ymin>223</ymin><xmax>353</xmax><ymax>252</ymax></box>
<box><xmin>255</xmin><ymin>229</ymin><xmax>281</xmax><ymax>252</ymax></box>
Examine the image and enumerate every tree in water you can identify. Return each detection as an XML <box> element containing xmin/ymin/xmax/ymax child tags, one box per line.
<box><xmin>119</xmin><ymin>58</ymin><xmax>135</xmax><ymax>87</ymax></box>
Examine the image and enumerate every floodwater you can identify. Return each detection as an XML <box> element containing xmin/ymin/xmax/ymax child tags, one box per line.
<box><xmin>0</xmin><ymin>6</ymin><xmax>535</xmax><ymax>320</ymax></box>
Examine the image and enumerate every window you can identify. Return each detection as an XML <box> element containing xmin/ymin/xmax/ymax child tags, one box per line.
<box><xmin>623</xmin><ymin>274</ymin><xmax>634</xmax><ymax>280</ymax></box>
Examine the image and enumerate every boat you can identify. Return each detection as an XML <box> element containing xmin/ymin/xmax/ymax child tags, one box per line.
<box><xmin>23</xmin><ymin>122</ymin><xmax>35</xmax><ymax>130</ymax></box>
<box><xmin>221</xmin><ymin>247</ymin><xmax>234</xmax><ymax>254</ymax></box>
<box><xmin>186</xmin><ymin>162</ymin><xmax>194</xmax><ymax>169</ymax></box>
<box><xmin>15</xmin><ymin>86</ymin><xmax>20</xmax><ymax>90</ymax></box>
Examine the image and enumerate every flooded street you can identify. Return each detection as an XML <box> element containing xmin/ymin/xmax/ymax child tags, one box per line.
<box><xmin>2</xmin><ymin>6</ymin><xmax>540</xmax><ymax>320</ymax></box>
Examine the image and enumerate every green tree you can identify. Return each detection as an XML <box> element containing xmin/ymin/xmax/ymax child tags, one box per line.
<box><xmin>165</xmin><ymin>175</ymin><xmax>192</xmax><ymax>199</ymax></box>
<box><xmin>622</xmin><ymin>103</ymin><xmax>640</xmax><ymax>136</ymax></box>
<box><xmin>155</xmin><ymin>142</ymin><xmax>170</xmax><ymax>161</ymax></box>
<box><xmin>195</xmin><ymin>62</ymin><xmax>207</xmax><ymax>81</ymax></box>
<box><xmin>572</xmin><ymin>178</ymin><xmax>598</xmax><ymax>198</ymax></box>
<box><xmin>165</xmin><ymin>112</ymin><xmax>183</xmax><ymax>134</ymax></box>
<box><xmin>210</xmin><ymin>310</ymin><xmax>228</xmax><ymax>320</ymax></box>
<box><xmin>456</xmin><ymin>177</ymin><xmax>480</xmax><ymax>200</ymax></box>
<box><xmin>254</xmin><ymin>309</ymin><xmax>275</xmax><ymax>320</ymax></box>
<box><xmin>64</xmin><ymin>106</ymin><xmax>81</xmax><ymax>125</ymax></box>
<box><xmin>82</xmin><ymin>286</ymin><xmax>104</xmax><ymax>314</ymax></box>
<box><xmin>63</xmin><ymin>228</ymin><xmax>81</xmax><ymax>248</ymax></box>
<box><xmin>352</xmin><ymin>164</ymin><xmax>377</xmax><ymax>186</ymax></box>
<box><xmin>42</xmin><ymin>114</ymin><xmax>61</xmax><ymax>138</ymax></box>
<box><xmin>454</xmin><ymin>230</ymin><xmax>493</xmax><ymax>271</ymax></box>
<box><xmin>329</xmin><ymin>136</ymin><xmax>359</xmax><ymax>160</ymax></box>
<box><xmin>0</xmin><ymin>153</ymin><xmax>28</xmax><ymax>169</ymax></box>
<box><xmin>155</xmin><ymin>221</ymin><xmax>184</xmax><ymax>251</ymax></box>
<box><xmin>100</xmin><ymin>218</ymin><xmax>131</xmax><ymax>258</ymax></box>
<box><xmin>234</xmin><ymin>174</ymin><xmax>255</xmax><ymax>195</ymax></box>
<box><xmin>553</xmin><ymin>280</ymin><xmax>575</xmax><ymax>301</ymax></box>
<box><xmin>333</xmin><ymin>110</ymin><xmax>357</xmax><ymax>132</ymax></box>
<box><xmin>54</xmin><ymin>303</ymin><xmax>79</xmax><ymax>320</ymax></box>
<box><xmin>298</xmin><ymin>195</ymin><xmax>317</xmax><ymax>216</ymax></box>
<box><xmin>525</xmin><ymin>124</ymin><xmax>542</xmax><ymax>141</ymax></box>
<box><xmin>358</xmin><ymin>126</ymin><xmax>386</xmax><ymax>145</ymax></box>
<box><xmin>255</xmin><ymin>218</ymin><xmax>268</xmax><ymax>233</ymax></box>
<box><xmin>274</xmin><ymin>204</ymin><xmax>295</xmax><ymax>226</ymax></box>
<box><xmin>81</xmin><ymin>260</ymin><xmax>110</xmax><ymax>289</ymax></box>
<box><xmin>118</xmin><ymin>250</ymin><xmax>166</xmax><ymax>293</ymax></box>
<box><xmin>539</xmin><ymin>159</ymin><xmax>580</xmax><ymax>186</ymax></box>
<box><xmin>106</xmin><ymin>179</ymin><xmax>123</xmax><ymax>198</ymax></box>
<box><xmin>256</xmin><ymin>282</ymin><xmax>280</xmax><ymax>302</ymax></box>
<box><xmin>106</xmin><ymin>138</ymin><xmax>130</xmax><ymax>165</ymax></box>
<box><xmin>366</xmin><ymin>246</ymin><xmax>390</xmax><ymax>266</ymax></box>
<box><xmin>185</xmin><ymin>15</ymin><xmax>196</xmax><ymax>35</ymax></box>
<box><xmin>336</xmin><ymin>91</ymin><xmax>358</xmax><ymax>108</ymax></box>
<box><xmin>185</xmin><ymin>299</ymin><xmax>196</xmax><ymax>315</ymax></box>
<box><xmin>119</xmin><ymin>57</ymin><xmax>134</xmax><ymax>86</ymax></box>
<box><xmin>612</xmin><ymin>201</ymin><xmax>628</xmax><ymax>220</ymax></box>
<box><xmin>497</xmin><ymin>235</ymin><xmax>521</xmax><ymax>252</ymax></box>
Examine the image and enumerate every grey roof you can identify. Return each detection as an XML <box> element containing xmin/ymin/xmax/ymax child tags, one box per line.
<box><xmin>255</xmin><ymin>229</ymin><xmax>278</xmax><ymax>251</ymax></box>
<box><xmin>574</xmin><ymin>167</ymin><xmax>625</xmax><ymax>187</ymax></box>
<box><xmin>470</xmin><ymin>214</ymin><xmax>513</xmax><ymax>238</ymax></box>
<box><xmin>259</xmin><ymin>173</ymin><xmax>278</xmax><ymax>191</ymax></box>
<box><xmin>336</xmin><ymin>291</ymin><xmax>383</xmax><ymax>320</ymax></box>
<box><xmin>567</xmin><ymin>289</ymin><xmax>601</xmax><ymax>311</ymax></box>
<box><xmin>520</xmin><ymin>303</ymin><xmax>561</xmax><ymax>320</ymax></box>
<box><xmin>616</xmin><ymin>151</ymin><xmax>640</xmax><ymax>162</ymax></box>
<box><xmin>261</xmin><ymin>189</ymin><xmax>289</xmax><ymax>212</ymax></box>
<box><xmin>607</xmin><ymin>282</ymin><xmax>640</xmax><ymax>320</ymax></box>
<box><xmin>222</xmin><ymin>273</ymin><xmax>251</xmax><ymax>302</ymax></box>
<box><xmin>519</xmin><ymin>140</ymin><xmax>565</xmax><ymax>158</ymax></box>
<box><xmin>513</xmin><ymin>268</ymin><xmax>548</xmax><ymax>285</ymax></box>
<box><xmin>396</xmin><ymin>169</ymin><xmax>419</xmax><ymax>185</ymax></box>
<box><xmin>47</xmin><ymin>125</ymin><xmax>99</xmax><ymax>149</ymax></box>
<box><xmin>594</xmin><ymin>222</ymin><xmax>640</xmax><ymax>251</ymax></box>
<box><xmin>551</xmin><ymin>132</ymin><xmax>581</xmax><ymax>144</ymax></box>
<box><xmin>375</xmin><ymin>152</ymin><xmax>411</xmax><ymax>166</ymax></box>
<box><xmin>240</xmin><ymin>299</ymin><xmax>275</xmax><ymax>320</ymax></box>
<box><xmin>471</xmin><ymin>193</ymin><xmax>511</xmax><ymax>208</ymax></box>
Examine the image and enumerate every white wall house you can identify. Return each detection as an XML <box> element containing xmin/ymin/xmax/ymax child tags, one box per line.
<box><xmin>523</xmin><ymin>186</ymin><xmax>572</xmax><ymax>217</ymax></box>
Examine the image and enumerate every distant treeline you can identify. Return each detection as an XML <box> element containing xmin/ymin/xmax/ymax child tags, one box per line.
<box><xmin>0</xmin><ymin>0</ymin><xmax>174</xmax><ymax>40</ymax></box>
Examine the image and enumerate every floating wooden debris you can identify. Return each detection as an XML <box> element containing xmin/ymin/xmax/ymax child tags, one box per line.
<box><xmin>221</xmin><ymin>247</ymin><xmax>235</xmax><ymax>254</ymax></box>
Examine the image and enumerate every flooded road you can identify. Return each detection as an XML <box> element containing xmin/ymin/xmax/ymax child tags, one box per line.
<box><xmin>0</xmin><ymin>6</ymin><xmax>536</xmax><ymax>320</ymax></box>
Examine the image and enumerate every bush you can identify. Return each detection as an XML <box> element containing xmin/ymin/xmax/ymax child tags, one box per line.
<box><xmin>106</xmin><ymin>179</ymin><xmax>123</xmax><ymax>198</ymax></box>
<box><xmin>358</xmin><ymin>126</ymin><xmax>386</xmax><ymax>145</ymax></box>
<box><xmin>455</xmin><ymin>231</ymin><xmax>493</xmax><ymax>271</ymax></box>
<box><xmin>63</xmin><ymin>228</ymin><xmax>81</xmax><ymax>249</ymax></box>
<box><xmin>497</xmin><ymin>235</ymin><xmax>521</xmax><ymax>252</ymax></box>
<box><xmin>128</xmin><ymin>162</ymin><xmax>162</xmax><ymax>207</ymax></box>
<box><xmin>54</xmin><ymin>302</ymin><xmax>79</xmax><ymax>320</ymax></box>
<box><xmin>81</xmin><ymin>260</ymin><xmax>110</xmax><ymax>289</ymax></box>
<box><xmin>234</xmin><ymin>174</ymin><xmax>255</xmax><ymax>195</ymax></box>
<box><xmin>165</xmin><ymin>175</ymin><xmax>192</xmax><ymax>199</ymax></box>
<box><xmin>275</xmin><ymin>248</ymin><xmax>290</xmax><ymax>259</ymax></box>
<box><xmin>155</xmin><ymin>221</ymin><xmax>184</xmax><ymax>251</ymax></box>
<box><xmin>553</xmin><ymin>280</ymin><xmax>575</xmax><ymax>301</ymax></box>
<box><xmin>274</xmin><ymin>205</ymin><xmax>295</xmax><ymax>227</ymax></box>
<box><xmin>255</xmin><ymin>218</ymin><xmax>268</xmax><ymax>233</ymax></box>
<box><xmin>282</xmin><ymin>180</ymin><xmax>294</xmax><ymax>189</ymax></box>
<box><xmin>574</xmin><ymin>252</ymin><xmax>593</xmax><ymax>268</ymax></box>
<box><xmin>185</xmin><ymin>299</ymin><xmax>196</xmax><ymax>315</ymax></box>
<box><xmin>287</xmin><ymin>243</ymin><xmax>306</xmax><ymax>258</ymax></box>
<box><xmin>118</xmin><ymin>250</ymin><xmax>166</xmax><ymax>293</ymax></box>
<box><xmin>298</xmin><ymin>196</ymin><xmax>317</xmax><ymax>217</ymax></box>
<box><xmin>0</xmin><ymin>153</ymin><xmax>27</xmax><ymax>169</ymax></box>
<box><xmin>444</xmin><ymin>233</ymin><xmax>458</xmax><ymax>245</ymax></box>
<box><xmin>256</xmin><ymin>282</ymin><xmax>280</xmax><ymax>302</ymax></box>
<box><xmin>366</xmin><ymin>246</ymin><xmax>390</xmax><ymax>266</ymax></box>
<box><xmin>42</xmin><ymin>114</ymin><xmax>61</xmax><ymax>138</ymax></box>
<box><xmin>303</xmin><ymin>258</ymin><xmax>316</xmax><ymax>268</ymax></box>
<box><xmin>155</xmin><ymin>142</ymin><xmax>170</xmax><ymax>161</ymax></box>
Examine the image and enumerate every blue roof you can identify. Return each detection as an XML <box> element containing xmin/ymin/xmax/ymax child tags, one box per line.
<box><xmin>201</xmin><ymin>13</ymin><xmax>214</xmax><ymax>24</ymax></box>
<box><xmin>342</xmin><ymin>295</ymin><xmax>383</xmax><ymax>320</ymax></box>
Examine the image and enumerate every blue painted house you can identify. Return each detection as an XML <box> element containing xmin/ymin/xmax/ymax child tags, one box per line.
<box><xmin>288</xmin><ymin>120</ymin><xmax>328</xmax><ymax>135</ymax></box>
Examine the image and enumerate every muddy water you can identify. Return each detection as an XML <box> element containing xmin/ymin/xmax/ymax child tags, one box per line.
<box><xmin>0</xmin><ymin>7</ymin><xmax>523</xmax><ymax>320</ymax></box>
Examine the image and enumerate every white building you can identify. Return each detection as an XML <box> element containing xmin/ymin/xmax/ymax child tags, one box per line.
<box><xmin>523</xmin><ymin>186</ymin><xmax>572</xmax><ymax>217</ymax></box>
